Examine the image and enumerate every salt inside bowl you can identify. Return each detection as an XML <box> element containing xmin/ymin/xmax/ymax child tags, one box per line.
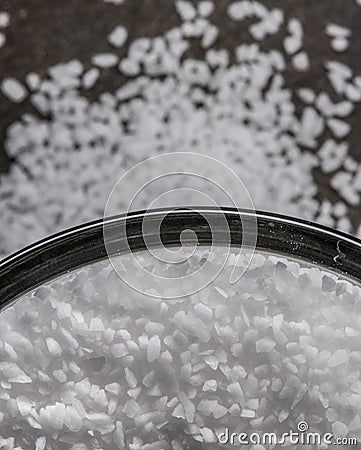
<box><xmin>0</xmin><ymin>209</ymin><xmax>361</xmax><ymax>449</ymax></box>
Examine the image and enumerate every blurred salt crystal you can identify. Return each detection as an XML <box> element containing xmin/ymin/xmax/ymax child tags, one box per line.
<box><xmin>108</xmin><ymin>25</ymin><xmax>128</xmax><ymax>48</ymax></box>
<box><xmin>1</xmin><ymin>78</ymin><xmax>27</xmax><ymax>103</ymax></box>
<box><xmin>92</xmin><ymin>52</ymin><xmax>119</xmax><ymax>68</ymax></box>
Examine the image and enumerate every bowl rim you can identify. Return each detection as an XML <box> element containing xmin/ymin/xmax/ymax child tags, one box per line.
<box><xmin>1</xmin><ymin>207</ymin><xmax>361</xmax><ymax>309</ymax></box>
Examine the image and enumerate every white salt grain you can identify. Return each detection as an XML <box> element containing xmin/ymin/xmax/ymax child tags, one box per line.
<box><xmin>297</xmin><ymin>87</ymin><xmax>315</xmax><ymax>104</ymax></box>
<box><xmin>198</xmin><ymin>1</ymin><xmax>215</xmax><ymax>17</ymax></box>
<box><xmin>91</xmin><ymin>52</ymin><xmax>119</xmax><ymax>68</ymax></box>
<box><xmin>45</xmin><ymin>337</ymin><xmax>62</xmax><ymax>357</ymax></box>
<box><xmin>241</xmin><ymin>408</ymin><xmax>256</xmax><ymax>418</ymax></box>
<box><xmin>292</xmin><ymin>51</ymin><xmax>310</xmax><ymax>71</ymax></box>
<box><xmin>331</xmin><ymin>36</ymin><xmax>349</xmax><ymax>53</ymax></box>
<box><xmin>1</xmin><ymin>78</ymin><xmax>27</xmax><ymax>103</ymax></box>
<box><xmin>108</xmin><ymin>25</ymin><xmax>128</xmax><ymax>48</ymax></box>
<box><xmin>325</xmin><ymin>60</ymin><xmax>353</xmax><ymax>79</ymax></box>
<box><xmin>201</xmin><ymin>24</ymin><xmax>219</xmax><ymax>49</ymax></box>
<box><xmin>256</xmin><ymin>338</ymin><xmax>276</xmax><ymax>353</ymax></box>
<box><xmin>118</xmin><ymin>58</ymin><xmax>140</xmax><ymax>76</ymax></box>
<box><xmin>147</xmin><ymin>335</ymin><xmax>161</xmax><ymax>362</ymax></box>
<box><xmin>125</xmin><ymin>368</ymin><xmax>138</xmax><ymax>388</ymax></box>
<box><xmin>175</xmin><ymin>0</ymin><xmax>197</xmax><ymax>21</ymax></box>
<box><xmin>0</xmin><ymin>11</ymin><xmax>10</xmax><ymax>28</ymax></box>
<box><xmin>82</xmin><ymin>68</ymin><xmax>100</xmax><ymax>89</ymax></box>
<box><xmin>35</xmin><ymin>437</ymin><xmax>46</xmax><ymax>450</ymax></box>
<box><xmin>325</xmin><ymin>23</ymin><xmax>351</xmax><ymax>38</ymax></box>
<box><xmin>345</xmin><ymin>83</ymin><xmax>361</xmax><ymax>102</ymax></box>
<box><xmin>327</xmin><ymin>118</ymin><xmax>351</xmax><ymax>138</ymax></box>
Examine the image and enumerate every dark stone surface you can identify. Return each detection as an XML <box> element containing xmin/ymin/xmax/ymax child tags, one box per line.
<box><xmin>0</xmin><ymin>0</ymin><xmax>360</xmax><ymax>225</ymax></box>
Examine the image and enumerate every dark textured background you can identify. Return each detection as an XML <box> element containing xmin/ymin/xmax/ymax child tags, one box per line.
<box><xmin>0</xmin><ymin>0</ymin><xmax>360</xmax><ymax>226</ymax></box>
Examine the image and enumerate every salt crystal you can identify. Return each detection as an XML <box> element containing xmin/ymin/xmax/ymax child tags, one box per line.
<box><xmin>198</xmin><ymin>1</ymin><xmax>214</xmax><ymax>17</ymax></box>
<box><xmin>45</xmin><ymin>337</ymin><xmax>62</xmax><ymax>356</ymax></box>
<box><xmin>118</xmin><ymin>58</ymin><xmax>140</xmax><ymax>76</ymax></box>
<box><xmin>16</xmin><ymin>396</ymin><xmax>33</xmax><ymax>415</ymax></box>
<box><xmin>325</xmin><ymin>60</ymin><xmax>353</xmax><ymax>79</ymax></box>
<box><xmin>325</xmin><ymin>23</ymin><xmax>351</xmax><ymax>38</ymax></box>
<box><xmin>328</xmin><ymin>349</ymin><xmax>348</xmax><ymax>367</ymax></box>
<box><xmin>203</xmin><ymin>379</ymin><xmax>217</xmax><ymax>392</ymax></box>
<box><xmin>0</xmin><ymin>11</ymin><xmax>10</xmax><ymax>28</ymax></box>
<box><xmin>147</xmin><ymin>335</ymin><xmax>161</xmax><ymax>362</ymax></box>
<box><xmin>82</xmin><ymin>68</ymin><xmax>100</xmax><ymax>89</ymax></box>
<box><xmin>256</xmin><ymin>338</ymin><xmax>276</xmax><ymax>353</ymax></box>
<box><xmin>331</xmin><ymin>36</ymin><xmax>349</xmax><ymax>52</ymax></box>
<box><xmin>92</xmin><ymin>52</ymin><xmax>119</xmax><ymax>68</ymax></box>
<box><xmin>297</xmin><ymin>87</ymin><xmax>315</xmax><ymax>104</ymax></box>
<box><xmin>104</xmin><ymin>383</ymin><xmax>121</xmax><ymax>397</ymax></box>
<box><xmin>201</xmin><ymin>24</ymin><xmax>219</xmax><ymax>49</ymax></box>
<box><xmin>292</xmin><ymin>51</ymin><xmax>310</xmax><ymax>71</ymax></box>
<box><xmin>108</xmin><ymin>25</ymin><xmax>128</xmax><ymax>48</ymax></box>
<box><xmin>125</xmin><ymin>368</ymin><xmax>138</xmax><ymax>388</ymax></box>
<box><xmin>332</xmin><ymin>421</ymin><xmax>349</xmax><ymax>438</ymax></box>
<box><xmin>345</xmin><ymin>83</ymin><xmax>361</xmax><ymax>102</ymax></box>
<box><xmin>1</xmin><ymin>78</ymin><xmax>27</xmax><ymax>103</ymax></box>
<box><xmin>175</xmin><ymin>0</ymin><xmax>197</xmax><ymax>21</ymax></box>
<box><xmin>111</xmin><ymin>342</ymin><xmax>128</xmax><ymax>358</ymax></box>
<box><xmin>327</xmin><ymin>118</ymin><xmax>351</xmax><ymax>138</ymax></box>
<box><xmin>89</xmin><ymin>317</ymin><xmax>105</xmax><ymax>331</ymax></box>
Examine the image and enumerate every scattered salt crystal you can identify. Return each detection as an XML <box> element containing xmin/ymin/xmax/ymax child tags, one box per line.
<box><xmin>201</xmin><ymin>24</ymin><xmax>219</xmax><ymax>49</ymax></box>
<box><xmin>297</xmin><ymin>87</ymin><xmax>315</xmax><ymax>104</ymax></box>
<box><xmin>345</xmin><ymin>82</ymin><xmax>361</xmax><ymax>102</ymax></box>
<box><xmin>325</xmin><ymin>23</ymin><xmax>351</xmax><ymax>38</ymax></box>
<box><xmin>108</xmin><ymin>25</ymin><xmax>128</xmax><ymax>48</ymax></box>
<box><xmin>331</xmin><ymin>36</ymin><xmax>349</xmax><ymax>53</ymax></box>
<box><xmin>1</xmin><ymin>77</ymin><xmax>27</xmax><ymax>103</ymax></box>
<box><xmin>82</xmin><ymin>68</ymin><xmax>100</xmax><ymax>89</ymax></box>
<box><xmin>118</xmin><ymin>58</ymin><xmax>140</xmax><ymax>76</ymax></box>
<box><xmin>0</xmin><ymin>11</ymin><xmax>10</xmax><ymax>28</ymax></box>
<box><xmin>91</xmin><ymin>52</ymin><xmax>119</xmax><ymax>68</ymax></box>
<box><xmin>292</xmin><ymin>51</ymin><xmax>310</xmax><ymax>71</ymax></box>
<box><xmin>175</xmin><ymin>0</ymin><xmax>197</xmax><ymax>21</ymax></box>
<box><xmin>283</xmin><ymin>19</ymin><xmax>303</xmax><ymax>55</ymax></box>
<box><xmin>198</xmin><ymin>1</ymin><xmax>214</xmax><ymax>17</ymax></box>
<box><xmin>327</xmin><ymin>118</ymin><xmax>351</xmax><ymax>138</ymax></box>
<box><xmin>325</xmin><ymin>60</ymin><xmax>353</xmax><ymax>79</ymax></box>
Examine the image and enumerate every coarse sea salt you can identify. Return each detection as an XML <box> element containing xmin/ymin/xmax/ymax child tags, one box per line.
<box><xmin>0</xmin><ymin>247</ymin><xmax>361</xmax><ymax>447</ymax></box>
<box><xmin>91</xmin><ymin>52</ymin><xmax>119</xmax><ymax>68</ymax></box>
<box><xmin>108</xmin><ymin>25</ymin><xmax>128</xmax><ymax>48</ymax></box>
<box><xmin>0</xmin><ymin>11</ymin><xmax>10</xmax><ymax>28</ymax></box>
<box><xmin>1</xmin><ymin>78</ymin><xmax>27</xmax><ymax>103</ymax></box>
<box><xmin>1</xmin><ymin>0</ymin><xmax>361</xmax><ymax>257</ymax></box>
